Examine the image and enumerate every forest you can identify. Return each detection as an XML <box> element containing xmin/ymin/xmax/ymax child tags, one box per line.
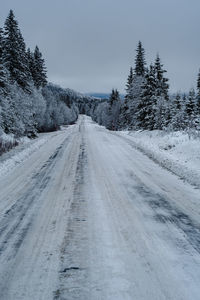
<box><xmin>0</xmin><ymin>10</ymin><xmax>200</xmax><ymax>154</ymax></box>
<box><xmin>92</xmin><ymin>41</ymin><xmax>200</xmax><ymax>133</ymax></box>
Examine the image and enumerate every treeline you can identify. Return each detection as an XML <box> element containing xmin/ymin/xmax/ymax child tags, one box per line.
<box><xmin>0</xmin><ymin>10</ymin><xmax>79</xmax><ymax>139</ymax></box>
<box><xmin>1</xmin><ymin>10</ymin><xmax>199</xmax><ymax>144</ymax></box>
<box><xmin>91</xmin><ymin>41</ymin><xmax>200</xmax><ymax>132</ymax></box>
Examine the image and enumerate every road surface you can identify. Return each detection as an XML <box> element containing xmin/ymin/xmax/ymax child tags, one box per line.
<box><xmin>0</xmin><ymin>115</ymin><xmax>200</xmax><ymax>299</ymax></box>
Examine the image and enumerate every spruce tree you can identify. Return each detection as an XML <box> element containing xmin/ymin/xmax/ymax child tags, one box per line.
<box><xmin>27</xmin><ymin>48</ymin><xmax>36</xmax><ymax>83</ymax></box>
<box><xmin>3</xmin><ymin>10</ymin><xmax>30</xmax><ymax>90</ymax></box>
<box><xmin>186</xmin><ymin>88</ymin><xmax>196</xmax><ymax>117</ymax></box>
<box><xmin>153</xmin><ymin>54</ymin><xmax>170</xmax><ymax>128</ymax></box>
<box><xmin>137</xmin><ymin>65</ymin><xmax>156</xmax><ymax>129</ymax></box>
<box><xmin>107</xmin><ymin>89</ymin><xmax>121</xmax><ymax>130</ymax></box>
<box><xmin>33</xmin><ymin>46</ymin><xmax>47</xmax><ymax>88</ymax></box>
<box><xmin>174</xmin><ymin>92</ymin><xmax>182</xmax><ymax>110</ymax></box>
<box><xmin>18</xmin><ymin>30</ymin><xmax>32</xmax><ymax>84</ymax></box>
<box><xmin>196</xmin><ymin>70</ymin><xmax>200</xmax><ymax>114</ymax></box>
<box><xmin>0</xmin><ymin>28</ymin><xmax>7</xmax><ymax>91</ymax></box>
<box><xmin>134</xmin><ymin>41</ymin><xmax>146</xmax><ymax>76</ymax></box>
<box><xmin>169</xmin><ymin>93</ymin><xmax>185</xmax><ymax>130</ymax></box>
<box><xmin>119</xmin><ymin>68</ymin><xmax>134</xmax><ymax>129</ymax></box>
<box><xmin>125</xmin><ymin>67</ymin><xmax>134</xmax><ymax>99</ymax></box>
<box><xmin>127</xmin><ymin>41</ymin><xmax>146</xmax><ymax>128</ymax></box>
<box><xmin>154</xmin><ymin>54</ymin><xmax>169</xmax><ymax>99</ymax></box>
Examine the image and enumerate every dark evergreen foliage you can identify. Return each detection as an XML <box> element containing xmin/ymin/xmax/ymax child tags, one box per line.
<box><xmin>137</xmin><ymin>65</ymin><xmax>156</xmax><ymax>129</ymax></box>
<box><xmin>154</xmin><ymin>54</ymin><xmax>169</xmax><ymax>99</ymax></box>
<box><xmin>186</xmin><ymin>89</ymin><xmax>196</xmax><ymax>117</ymax></box>
<box><xmin>125</xmin><ymin>67</ymin><xmax>134</xmax><ymax>99</ymax></box>
<box><xmin>107</xmin><ymin>89</ymin><xmax>121</xmax><ymax>130</ymax></box>
<box><xmin>196</xmin><ymin>70</ymin><xmax>200</xmax><ymax>113</ymax></box>
<box><xmin>3</xmin><ymin>10</ymin><xmax>30</xmax><ymax>90</ymax></box>
<box><xmin>33</xmin><ymin>46</ymin><xmax>47</xmax><ymax>88</ymax></box>
<box><xmin>0</xmin><ymin>28</ymin><xmax>7</xmax><ymax>90</ymax></box>
<box><xmin>134</xmin><ymin>41</ymin><xmax>146</xmax><ymax>76</ymax></box>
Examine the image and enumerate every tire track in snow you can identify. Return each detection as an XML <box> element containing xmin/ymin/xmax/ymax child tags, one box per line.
<box><xmin>105</xmin><ymin>130</ymin><xmax>200</xmax><ymax>254</ymax></box>
<box><xmin>113</xmin><ymin>130</ymin><xmax>200</xmax><ymax>189</ymax></box>
<box><xmin>135</xmin><ymin>185</ymin><xmax>200</xmax><ymax>254</ymax></box>
<box><xmin>0</xmin><ymin>135</ymin><xmax>70</xmax><ymax>271</ymax></box>
<box><xmin>54</xmin><ymin>133</ymin><xmax>89</xmax><ymax>300</ymax></box>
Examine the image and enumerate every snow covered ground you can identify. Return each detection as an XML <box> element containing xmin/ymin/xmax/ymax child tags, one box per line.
<box><xmin>117</xmin><ymin>129</ymin><xmax>200</xmax><ymax>188</ymax></box>
<box><xmin>0</xmin><ymin>116</ymin><xmax>200</xmax><ymax>299</ymax></box>
<box><xmin>0</xmin><ymin>132</ymin><xmax>19</xmax><ymax>156</ymax></box>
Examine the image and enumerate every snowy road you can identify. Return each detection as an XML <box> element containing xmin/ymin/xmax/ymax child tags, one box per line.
<box><xmin>0</xmin><ymin>115</ymin><xmax>200</xmax><ymax>299</ymax></box>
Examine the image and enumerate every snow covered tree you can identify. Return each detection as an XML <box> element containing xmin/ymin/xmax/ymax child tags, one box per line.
<box><xmin>125</xmin><ymin>67</ymin><xmax>134</xmax><ymax>100</ymax></box>
<box><xmin>109</xmin><ymin>89</ymin><xmax>119</xmax><ymax>107</ymax></box>
<box><xmin>3</xmin><ymin>10</ymin><xmax>30</xmax><ymax>90</ymax></box>
<box><xmin>174</xmin><ymin>92</ymin><xmax>182</xmax><ymax>110</ymax></box>
<box><xmin>153</xmin><ymin>54</ymin><xmax>170</xmax><ymax>129</ymax></box>
<box><xmin>185</xmin><ymin>89</ymin><xmax>196</xmax><ymax>117</ymax></box>
<box><xmin>118</xmin><ymin>68</ymin><xmax>134</xmax><ymax>129</ymax></box>
<box><xmin>120</xmin><ymin>42</ymin><xmax>147</xmax><ymax>129</ymax></box>
<box><xmin>134</xmin><ymin>41</ymin><xmax>146</xmax><ymax>76</ymax></box>
<box><xmin>27</xmin><ymin>48</ymin><xmax>35</xmax><ymax>82</ymax></box>
<box><xmin>107</xmin><ymin>89</ymin><xmax>121</xmax><ymax>130</ymax></box>
<box><xmin>0</xmin><ymin>28</ymin><xmax>8</xmax><ymax>92</ymax></box>
<box><xmin>169</xmin><ymin>93</ymin><xmax>186</xmax><ymax>130</ymax></box>
<box><xmin>32</xmin><ymin>46</ymin><xmax>47</xmax><ymax>88</ymax></box>
<box><xmin>137</xmin><ymin>65</ymin><xmax>157</xmax><ymax>129</ymax></box>
<box><xmin>153</xmin><ymin>97</ymin><xmax>167</xmax><ymax>130</ymax></box>
<box><xmin>196</xmin><ymin>70</ymin><xmax>200</xmax><ymax>114</ymax></box>
<box><xmin>126</xmin><ymin>42</ymin><xmax>147</xmax><ymax>128</ymax></box>
<box><xmin>0</xmin><ymin>9</ymin><xmax>81</xmax><ymax>140</ymax></box>
<box><xmin>154</xmin><ymin>54</ymin><xmax>169</xmax><ymax>99</ymax></box>
<box><xmin>182</xmin><ymin>88</ymin><xmax>198</xmax><ymax>129</ymax></box>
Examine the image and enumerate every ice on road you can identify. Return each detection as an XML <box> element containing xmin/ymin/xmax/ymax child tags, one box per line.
<box><xmin>0</xmin><ymin>115</ymin><xmax>200</xmax><ymax>299</ymax></box>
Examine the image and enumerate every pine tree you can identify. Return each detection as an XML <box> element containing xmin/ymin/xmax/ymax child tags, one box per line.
<box><xmin>3</xmin><ymin>10</ymin><xmax>30</xmax><ymax>90</ymax></box>
<box><xmin>118</xmin><ymin>68</ymin><xmax>134</xmax><ymax>129</ymax></box>
<box><xmin>186</xmin><ymin>88</ymin><xmax>196</xmax><ymax>117</ymax></box>
<box><xmin>134</xmin><ymin>41</ymin><xmax>146</xmax><ymax>76</ymax></box>
<box><xmin>184</xmin><ymin>89</ymin><xmax>198</xmax><ymax>129</ymax></box>
<box><xmin>126</xmin><ymin>41</ymin><xmax>146</xmax><ymax>128</ymax></box>
<box><xmin>137</xmin><ymin>64</ymin><xmax>157</xmax><ymax>129</ymax></box>
<box><xmin>154</xmin><ymin>54</ymin><xmax>169</xmax><ymax>99</ymax></box>
<box><xmin>119</xmin><ymin>42</ymin><xmax>146</xmax><ymax>129</ymax></box>
<box><xmin>27</xmin><ymin>48</ymin><xmax>36</xmax><ymax>83</ymax></box>
<box><xmin>170</xmin><ymin>92</ymin><xmax>182</xmax><ymax>120</ymax></box>
<box><xmin>169</xmin><ymin>93</ymin><xmax>186</xmax><ymax>130</ymax></box>
<box><xmin>107</xmin><ymin>89</ymin><xmax>121</xmax><ymax>130</ymax></box>
<box><xmin>196</xmin><ymin>70</ymin><xmax>200</xmax><ymax>114</ymax></box>
<box><xmin>153</xmin><ymin>54</ymin><xmax>170</xmax><ymax>129</ymax></box>
<box><xmin>109</xmin><ymin>89</ymin><xmax>119</xmax><ymax>107</ymax></box>
<box><xmin>125</xmin><ymin>67</ymin><xmax>134</xmax><ymax>99</ymax></box>
<box><xmin>18</xmin><ymin>30</ymin><xmax>32</xmax><ymax>84</ymax></box>
<box><xmin>33</xmin><ymin>45</ymin><xmax>47</xmax><ymax>88</ymax></box>
<box><xmin>174</xmin><ymin>92</ymin><xmax>182</xmax><ymax>110</ymax></box>
<box><xmin>0</xmin><ymin>28</ymin><xmax>7</xmax><ymax>91</ymax></box>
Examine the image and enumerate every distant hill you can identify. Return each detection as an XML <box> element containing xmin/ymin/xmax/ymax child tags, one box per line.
<box><xmin>87</xmin><ymin>93</ymin><xmax>125</xmax><ymax>99</ymax></box>
<box><xmin>86</xmin><ymin>93</ymin><xmax>110</xmax><ymax>99</ymax></box>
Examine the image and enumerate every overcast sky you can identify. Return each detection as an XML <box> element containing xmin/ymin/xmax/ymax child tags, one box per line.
<box><xmin>1</xmin><ymin>0</ymin><xmax>200</xmax><ymax>94</ymax></box>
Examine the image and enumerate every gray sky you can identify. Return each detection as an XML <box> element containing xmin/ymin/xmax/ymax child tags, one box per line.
<box><xmin>1</xmin><ymin>0</ymin><xmax>200</xmax><ymax>94</ymax></box>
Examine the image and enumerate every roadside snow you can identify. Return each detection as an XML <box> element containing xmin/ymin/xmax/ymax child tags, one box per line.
<box><xmin>0</xmin><ymin>126</ymin><xmax>72</xmax><ymax>180</ymax></box>
<box><xmin>0</xmin><ymin>133</ymin><xmax>19</xmax><ymax>155</ymax></box>
<box><xmin>118</xmin><ymin>130</ymin><xmax>200</xmax><ymax>188</ymax></box>
<box><xmin>0</xmin><ymin>135</ymin><xmax>48</xmax><ymax>179</ymax></box>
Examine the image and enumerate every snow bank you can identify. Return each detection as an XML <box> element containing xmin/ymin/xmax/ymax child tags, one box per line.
<box><xmin>118</xmin><ymin>130</ymin><xmax>200</xmax><ymax>188</ymax></box>
<box><xmin>0</xmin><ymin>135</ymin><xmax>47</xmax><ymax>179</ymax></box>
<box><xmin>0</xmin><ymin>133</ymin><xmax>19</xmax><ymax>156</ymax></box>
